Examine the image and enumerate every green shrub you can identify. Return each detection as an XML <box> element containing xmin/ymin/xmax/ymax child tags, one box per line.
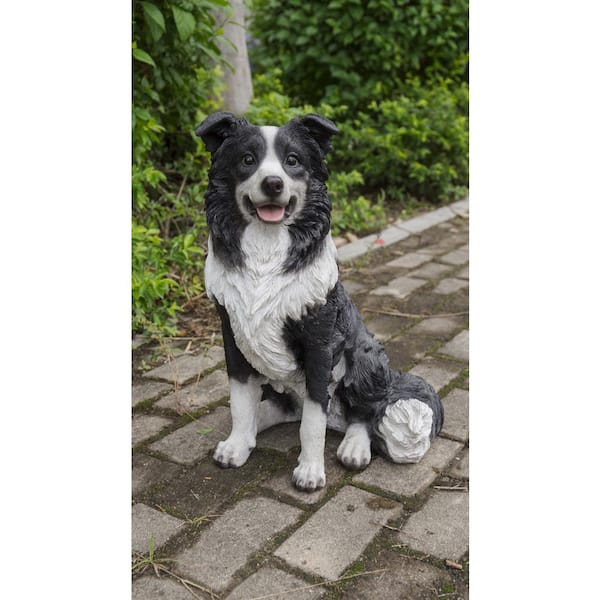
<box><xmin>328</xmin><ymin>170</ymin><xmax>387</xmax><ymax>236</ymax></box>
<box><xmin>249</xmin><ymin>1</ymin><xmax>469</xmax><ymax>205</ymax></box>
<box><xmin>132</xmin><ymin>223</ymin><xmax>180</xmax><ymax>336</ymax></box>
<box><xmin>249</xmin><ymin>0</ymin><xmax>468</xmax><ymax>109</ymax></box>
<box><xmin>132</xmin><ymin>212</ymin><xmax>207</xmax><ymax>336</ymax></box>
<box><xmin>243</xmin><ymin>70</ymin><xmax>315</xmax><ymax>125</ymax></box>
<box><xmin>132</xmin><ymin>0</ymin><xmax>227</xmax><ymax>336</ymax></box>
<box><xmin>330</xmin><ymin>79</ymin><xmax>469</xmax><ymax>203</ymax></box>
<box><xmin>133</xmin><ymin>0</ymin><xmax>229</xmax><ymax>168</ymax></box>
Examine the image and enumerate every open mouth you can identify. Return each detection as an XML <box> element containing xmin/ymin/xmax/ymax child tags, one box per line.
<box><xmin>256</xmin><ymin>204</ymin><xmax>285</xmax><ymax>223</ymax></box>
<box><xmin>244</xmin><ymin>195</ymin><xmax>297</xmax><ymax>224</ymax></box>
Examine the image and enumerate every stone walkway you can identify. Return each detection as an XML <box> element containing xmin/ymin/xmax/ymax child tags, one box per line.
<box><xmin>132</xmin><ymin>199</ymin><xmax>469</xmax><ymax>599</ymax></box>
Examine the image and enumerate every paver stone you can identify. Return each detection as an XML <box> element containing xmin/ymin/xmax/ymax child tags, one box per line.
<box><xmin>132</xmin><ymin>576</ymin><xmax>199</xmax><ymax>600</ymax></box>
<box><xmin>342</xmin><ymin>551</ymin><xmax>454</xmax><ymax>600</ymax></box>
<box><xmin>149</xmin><ymin>406</ymin><xmax>231</xmax><ymax>465</ymax></box>
<box><xmin>441</xmin><ymin>388</ymin><xmax>469</xmax><ymax>442</ymax></box>
<box><xmin>433</xmin><ymin>277</ymin><xmax>468</xmax><ymax>295</ymax></box>
<box><xmin>370</xmin><ymin>276</ymin><xmax>427</xmax><ymax>300</ymax></box>
<box><xmin>409</xmin><ymin>359</ymin><xmax>464</xmax><ymax>393</ymax></box>
<box><xmin>175</xmin><ymin>496</ymin><xmax>302</xmax><ymax>592</ymax></box>
<box><xmin>143</xmin><ymin>347</ymin><xmax>225</xmax><ymax>385</ymax></box>
<box><xmin>226</xmin><ymin>567</ymin><xmax>324</xmax><ymax>600</ymax></box>
<box><xmin>439</xmin><ymin>330</ymin><xmax>469</xmax><ymax>362</ymax></box>
<box><xmin>132</xmin><ymin>415</ymin><xmax>172</xmax><ymax>446</ymax></box>
<box><xmin>385</xmin><ymin>251</ymin><xmax>432</xmax><ymax>269</ymax></box>
<box><xmin>131</xmin><ymin>503</ymin><xmax>184</xmax><ymax>554</ymax></box>
<box><xmin>132</xmin><ymin>381</ymin><xmax>171</xmax><ymax>407</ymax></box>
<box><xmin>354</xmin><ymin>437</ymin><xmax>463</xmax><ymax>497</ymax></box>
<box><xmin>274</xmin><ymin>486</ymin><xmax>401</xmax><ymax>580</ymax></box>
<box><xmin>398</xmin><ymin>490</ymin><xmax>469</xmax><ymax>561</ymax></box>
<box><xmin>155</xmin><ymin>370</ymin><xmax>229</xmax><ymax>412</ymax></box>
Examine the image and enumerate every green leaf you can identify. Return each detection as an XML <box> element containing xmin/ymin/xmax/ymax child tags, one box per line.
<box><xmin>148</xmin><ymin>534</ymin><xmax>155</xmax><ymax>560</ymax></box>
<box><xmin>141</xmin><ymin>2</ymin><xmax>165</xmax><ymax>30</ymax></box>
<box><xmin>349</xmin><ymin>6</ymin><xmax>363</xmax><ymax>21</ymax></box>
<box><xmin>197</xmin><ymin>427</ymin><xmax>214</xmax><ymax>436</ymax></box>
<box><xmin>132</xmin><ymin>48</ymin><xmax>156</xmax><ymax>67</ymax></box>
<box><xmin>141</xmin><ymin>2</ymin><xmax>166</xmax><ymax>41</ymax></box>
<box><xmin>200</xmin><ymin>45</ymin><xmax>222</xmax><ymax>64</ymax></box>
<box><xmin>172</xmin><ymin>6</ymin><xmax>196</xmax><ymax>42</ymax></box>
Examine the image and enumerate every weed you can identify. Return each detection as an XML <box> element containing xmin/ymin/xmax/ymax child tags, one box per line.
<box><xmin>184</xmin><ymin>513</ymin><xmax>220</xmax><ymax>527</ymax></box>
<box><xmin>132</xmin><ymin>535</ymin><xmax>176</xmax><ymax>577</ymax></box>
<box><xmin>132</xmin><ymin>536</ymin><xmax>216</xmax><ymax>599</ymax></box>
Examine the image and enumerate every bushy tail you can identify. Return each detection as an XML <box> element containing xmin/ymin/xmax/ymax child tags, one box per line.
<box><xmin>371</xmin><ymin>371</ymin><xmax>444</xmax><ymax>464</ymax></box>
<box><xmin>332</xmin><ymin>293</ymin><xmax>444</xmax><ymax>464</ymax></box>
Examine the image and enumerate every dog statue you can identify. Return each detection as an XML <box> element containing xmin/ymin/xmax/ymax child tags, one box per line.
<box><xmin>196</xmin><ymin>112</ymin><xmax>443</xmax><ymax>491</ymax></box>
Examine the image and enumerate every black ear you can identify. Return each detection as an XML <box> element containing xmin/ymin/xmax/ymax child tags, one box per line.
<box><xmin>299</xmin><ymin>113</ymin><xmax>340</xmax><ymax>156</ymax></box>
<box><xmin>195</xmin><ymin>112</ymin><xmax>238</xmax><ymax>153</ymax></box>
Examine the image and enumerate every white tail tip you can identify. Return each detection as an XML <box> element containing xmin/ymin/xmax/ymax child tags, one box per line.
<box><xmin>378</xmin><ymin>398</ymin><xmax>433</xmax><ymax>463</ymax></box>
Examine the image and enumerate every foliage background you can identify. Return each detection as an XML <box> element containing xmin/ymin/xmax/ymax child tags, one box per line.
<box><xmin>132</xmin><ymin>0</ymin><xmax>229</xmax><ymax>335</ymax></box>
<box><xmin>132</xmin><ymin>0</ymin><xmax>469</xmax><ymax>337</ymax></box>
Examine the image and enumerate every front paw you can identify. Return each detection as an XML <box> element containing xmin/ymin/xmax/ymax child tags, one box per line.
<box><xmin>292</xmin><ymin>462</ymin><xmax>326</xmax><ymax>492</ymax></box>
<box><xmin>213</xmin><ymin>437</ymin><xmax>253</xmax><ymax>468</ymax></box>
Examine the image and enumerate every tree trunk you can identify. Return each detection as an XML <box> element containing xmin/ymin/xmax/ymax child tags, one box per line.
<box><xmin>216</xmin><ymin>0</ymin><xmax>253</xmax><ymax>115</ymax></box>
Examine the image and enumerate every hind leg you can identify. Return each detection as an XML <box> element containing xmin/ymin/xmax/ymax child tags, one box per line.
<box><xmin>257</xmin><ymin>396</ymin><xmax>301</xmax><ymax>432</ymax></box>
<box><xmin>337</xmin><ymin>422</ymin><xmax>372</xmax><ymax>470</ymax></box>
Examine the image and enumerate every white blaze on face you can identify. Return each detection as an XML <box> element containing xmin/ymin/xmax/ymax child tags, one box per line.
<box><xmin>258</xmin><ymin>126</ymin><xmax>288</xmax><ymax>189</ymax></box>
<box><xmin>235</xmin><ymin>125</ymin><xmax>307</xmax><ymax>224</ymax></box>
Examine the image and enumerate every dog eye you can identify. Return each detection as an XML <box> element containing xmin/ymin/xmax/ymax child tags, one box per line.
<box><xmin>285</xmin><ymin>154</ymin><xmax>299</xmax><ymax>167</ymax></box>
<box><xmin>242</xmin><ymin>154</ymin><xmax>255</xmax><ymax>166</ymax></box>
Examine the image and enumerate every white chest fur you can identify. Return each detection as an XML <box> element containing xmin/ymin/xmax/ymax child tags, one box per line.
<box><xmin>205</xmin><ymin>223</ymin><xmax>339</xmax><ymax>384</ymax></box>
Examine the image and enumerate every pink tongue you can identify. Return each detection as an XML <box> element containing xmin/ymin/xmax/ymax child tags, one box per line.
<box><xmin>256</xmin><ymin>204</ymin><xmax>285</xmax><ymax>222</ymax></box>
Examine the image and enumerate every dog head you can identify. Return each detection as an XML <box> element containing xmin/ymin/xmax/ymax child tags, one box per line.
<box><xmin>196</xmin><ymin>113</ymin><xmax>339</xmax><ymax>226</ymax></box>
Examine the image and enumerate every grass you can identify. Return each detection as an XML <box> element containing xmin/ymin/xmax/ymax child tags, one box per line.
<box><xmin>132</xmin><ymin>536</ymin><xmax>217</xmax><ymax>599</ymax></box>
<box><xmin>132</xmin><ymin>536</ymin><xmax>175</xmax><ymax>577</ymax></box>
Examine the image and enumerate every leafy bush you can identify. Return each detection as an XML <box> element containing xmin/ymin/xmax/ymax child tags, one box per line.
<box><xmin>328</xmin><ymin>171</ymin><xmax>387</xmax><ymax>236</ymax></box>
<box><xmin>246</xmin><ymin>71</ymin><xmax>468</xmax><ymax>205</ymax></box>
<box><xmin>132</xmin><ymin>189</ymin><xmax>207</xmax><ymax>337</ymax></box>
<box><xmin>249</xmin><ymin>0</ymin><xmax>468</xmax><ymax>109</ymax></box>
<box><xmin>331</xmin><ymin>79</ymin><xmax>469</xmax><ymax>203</ymax></box>
<box><xmin>133</xmin><ymin>0</ymin><xmax>230</xmax><ymax>169</ymax></box>
<box><xmin>132</xmin><ymin>0</ymin><xmax>228</xmax><ymax>336</ymax></box>
<box><xmin>249</xmin><ymin>1</ymin><xmax>469</xmax><ymax>205</ymax></box>
<box><xmin>132</xmin><ymin>224</ymin><xmax>180</xmax><ymax>336</ymax></box>
<box><xmin>243</xmin><ymin>70</ymin><xmax>314</xmax><ymax>124</ymax></box>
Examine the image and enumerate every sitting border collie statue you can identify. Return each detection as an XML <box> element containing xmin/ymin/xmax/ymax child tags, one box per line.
<box><xmin>196</xmin><ymin>112</ymin><xmax>443</xmax><ymax>492</ymax></box>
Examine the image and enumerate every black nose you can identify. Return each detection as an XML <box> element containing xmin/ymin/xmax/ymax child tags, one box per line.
<box><xmin>261</xmin><ymin>176</ymin><xmax>284</xmax><ymax>197</ymax></box>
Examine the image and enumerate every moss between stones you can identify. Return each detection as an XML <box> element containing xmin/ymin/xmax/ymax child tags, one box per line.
<box><xmin>349</xmin><ymin>480</ymin><xmax>430</xmax><ymax>514</ymax></box>
<box><xmin>437</xmin><ymin>367</ymin><xmax>469</xmax><ymax>400</ymax></box>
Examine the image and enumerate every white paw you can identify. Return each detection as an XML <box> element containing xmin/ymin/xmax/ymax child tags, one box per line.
<box><xmin>213</xmin><ymin>437</ymin><xmax>253</xmax><ymax>468</ymax></box>
<box><xmin>337</xmin><ymin>427</ymin><xmax>372</xmax><ymax>470</ymax></box>
<box><xmin>292</xmin><ymin>461</ymin><xmax>326</xmax><ymax>492</ymax></box>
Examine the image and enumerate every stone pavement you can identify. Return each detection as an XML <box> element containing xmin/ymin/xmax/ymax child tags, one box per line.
<box><xmin>132</xmin><ymin>199</ymin><xmax>469</xmax><ymax>599</ymax></box>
